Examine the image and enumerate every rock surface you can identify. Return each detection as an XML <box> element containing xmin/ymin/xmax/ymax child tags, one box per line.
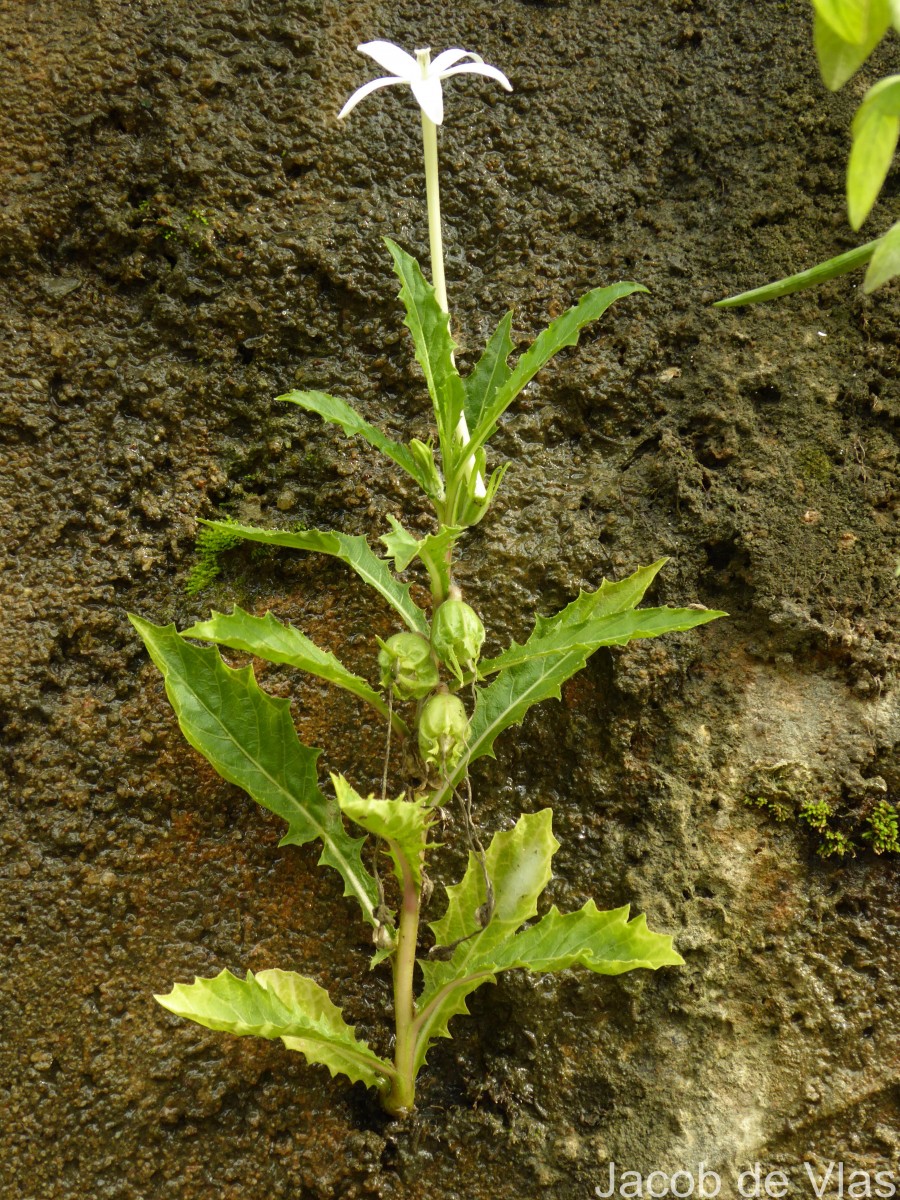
<box><xmin>1</xmin><ymin>1</ymin><xmax>898</xmax><ymax>1197</ymax></box>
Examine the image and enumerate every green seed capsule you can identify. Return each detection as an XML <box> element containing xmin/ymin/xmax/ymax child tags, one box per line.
<box><xmin>431</xmin><ymin>598</ymin><xmax>485</xmax><ymax>683</ymax></box>
<box><xmin>418</xmin><ymin>693</ymin><xmax>469</xmax><ymax>768</ymax></box>
<box><xmin>377</xmin><ymin>632</ymin><xmax>439</xmax><ymax>700</ymax></box>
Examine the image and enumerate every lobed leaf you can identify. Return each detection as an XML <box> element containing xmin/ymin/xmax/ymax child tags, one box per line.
<box><xmin>464</xmin><ymin>282</ymin><xmax>647</xmax><ymax>461</ymax></box>
<box><xmin>182</xmin><ymin>606</ymin><xmax>407</xmax><ymax>737</ymax></box>
<box><xmin>129</xmin><ymin>617</ymin><xmax>378</xmax><ymax>925</ymax></box>
<box><xmin>384</xmin><ymin>238</ymin><xmax>465</xmax><ymax>470</ymax></box>
<box><xmin>412</xmin><ymin>812</ymin><xmax>681</xmax><ymax>1071</ymax></box>
<box><xmin>157</xmin><ymin>968</ymin><xmax>394</xmax><ymax>1090</ymax></box>
<box><xmin>848</xmin><ymin>75</ymin><xmax>900</xmax><ymax>229</ymax></box>
<box><xmin>864</xmin><ymin>219</ymin><xmax>900</xmax><ymax>291</ymax></box>
<box><xmin>714</xmin><ymin>239</ymin><xmax>880</xmax><ymax>306</ymax></box>
<box><xmin>333</xmin><ymin>774</ymin><xmax>435</xmax><ymax>890</ymax></box>
<box><xmin>279</xmin><ymin>389</ymin><xmax>444</xmax><ymax>502</ymax></box>
<box><xmin>199</xmin><ymin>520</ymin><xmax>429</xmax><ymax>636</ymax></box>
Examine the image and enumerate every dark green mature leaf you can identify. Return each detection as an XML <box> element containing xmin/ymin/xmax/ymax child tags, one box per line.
<box><xmin>848</xmin><ymin>75</ymin><xmax>900</xmax><ymax>229</ymax></box>
<box><xmin>333</xmin><ymin>774</ymin><xmax>435</xmax><ymax>890</ymax></box>
<box><xmin>464</xmin><ymin>282</ymin><xmax>647</xmax><ymax>460</ymax></box>
<box><xmin>864</xmin><ymin>220</ymin><xmax>900</xmax><ymax>291</ymax></box>
<box><xmin>279</xmin><ymin>389</ymin><xmax>444</xmax><ymax>502</ymax></box>
<box><xmin>714</xmin><ymin>239</ymin><xmax>880</xmax><ymax>306</ymax></box>
<box><xmin>181</xmin><ymin>606</ymin><xmax>407</xmax><ymax>737</ymax></box>
<box><xmin>464</xmin><ymin>311</ymin><xmax>514</xmax><ymax>430</ymax></box>
<box><xmin>413</xmin><ymin>812</ymin><xmax>681</xmax><ymax>1070</ymax></box>
<box><xmin>129</xmin><ymin>617</ymin><xmax>378</xmax><ymax>925</ymax></box>
<box><xmin>157</xmin><ymin>968</ymin><xmax>393</xmax><ymax>1090</ymax></box>
<box><xmin>384</xmin><ymin>238</ymin><xmax>465</xmax><ymax>468</ymax></box>
<box><xmin>200</xmin><ymin>520</ymin><xmax>429</xmax><ymax>636</ymax></box>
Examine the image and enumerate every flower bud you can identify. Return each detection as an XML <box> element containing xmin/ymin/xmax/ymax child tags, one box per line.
<box><xmin>377</xmin><ymin>632</ymin><xmax>439</xmax><ymax>700</ymax></box>
<box><xmin>418</xmin><ymin>693</ymin><xmax>469</xmax><ymax>768</ymax></box>
<box><xmin>431</xmin><ymin>598</ymin><xmax>485</xmax><ymax>683</ymax></box>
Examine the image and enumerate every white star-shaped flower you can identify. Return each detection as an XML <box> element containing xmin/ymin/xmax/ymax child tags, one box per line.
<box><xmin>338</xmin><ymin>40</ymin><xmax>512</xmax><ymax>125</ymax></box>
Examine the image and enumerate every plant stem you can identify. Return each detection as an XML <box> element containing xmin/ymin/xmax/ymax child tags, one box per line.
<box><xmin>384</xmin><ymin>848</ymin><xmax>420</xmax><ymax>1115</ymax></box>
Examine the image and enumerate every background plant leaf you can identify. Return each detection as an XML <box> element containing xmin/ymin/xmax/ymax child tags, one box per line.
<box><xmin>200</xmin><ymin>520</ymin><xmax>429</xmax><ymax>636</ymax></box>
<box><xmin>279</xmin><ymin>389</ymin><xmax>443</xmax><ymax>501</ymax></box>
<box><xmin>848</xmin><ymin>75</ymin><xmax>900</xmax><ymax>229</ymax></box>
<box><xmin>813</xmin><ymin>0</ymin><xmax>890</xmax><ymax>89</ymax></box>
<box><xmin>812</xmin><ymin>0</ymin><xmax>869</xmax><ymax>43</ymax></box>
<box><xmin>714</xmin><ymin>239</ymin><xmax>880</xmax><ymax>306</ymax></box>
<box><xmin>129</xmin><ymin>617</ymin><xmax>378</xmax><ymax>924</ymax></box>
<box><xmin>156</xmin><ymin>968</ymin><xmax>393</xmax><ymax>1090</ymax></box>
<box><xmin>864</xmin><ymin>219</ymin><xmax>900</xmax><ymax>290</ymax></box>
<box><xmin>384</xmin><ymin>238</ymin><xmax>465</xmax><ymax>469</ymax></box>
<box><xmin>181</xmin><ymin>606</ymin><xmax>407</xmax><ymax>737</ymax></box>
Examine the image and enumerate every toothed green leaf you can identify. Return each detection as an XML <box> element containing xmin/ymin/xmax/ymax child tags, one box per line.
<box><xmin>156</xmin><ymin>968</ymin><xmax>393</xmax><ymax>1090</ymax></box>
<box><xmin>199</xmin><ymin>520</ymin><xmax>429</xmax><ymax>637</ymax></box>
<box><xmin>129</xmin><ymin>616</ymin><xmax>378</xmax><ymax>925</ymax></box>
<box><xmin>384</xmin><ymin>238</ymin><xmax>465</xmax><ymax>470</ymax></box>
<box><xmin>465</xmin><ymin>283</ymin><xmax>647</xmax><ymax>460</ymax></box>
<box><xmin>333</xmin><ymin>774</ymin><xmax>435</xmax><ymax>890</ymax></box>
<box><xmin>279</xmin><ymin>389</ymin><xmax>443</xmax><ymax>502</ymax></box>
<box><xmin>464</xmin><ymin>310</ymin><xmax>514</xmax><ymax>429</ymax></box>
<box><xmin>182</xmin><ymin>605</ymin><xmax>407</xmax><ymax>737</ymax></box>
<box><xmin>412</xmin><ymin>812</ymin><xmax>681</xmax><ymax>1071</ymax></box>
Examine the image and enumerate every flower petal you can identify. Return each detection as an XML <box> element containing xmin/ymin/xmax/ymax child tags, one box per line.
<box><xmin>410</xmin><ymin>74</ymin><xmax>444</xmax><ymax>125</ymax></box>
<box><xmin>441</xmin><ymin>62</ymin><xmax>513</xmax><ymax>92</ymax></box>
<box><xmin>338</xmin><ymin>75</ymin><xmax>404</xmax><ymax>120</ymax></box>
<box><xmin>357</xmin><ymin>40</ymin><xmax>418</xmax><ymax>79</ymax></box>
<box><xmin>430</xmin><ymin>48</ymin><xmax>481</xmax><ymax>74</ymax></box>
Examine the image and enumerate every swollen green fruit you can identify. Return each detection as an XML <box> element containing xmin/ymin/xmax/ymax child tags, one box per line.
<box><xmin>418</xmin><ymin>693</ymin><xmax>469</xmax><ymax>768</ymax></box>
<box><xmin>431</xmin><ymin>598</ymin><xmax>485</xmax><ymax>683</ymax></box>
<box><xmin>377</xmin><ymin>632</ymin><xmax>439</xmax><ymax>700</ymax></box>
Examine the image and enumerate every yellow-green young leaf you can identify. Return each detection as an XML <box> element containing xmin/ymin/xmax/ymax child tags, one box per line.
<box><xmin>384</xmin><ymin>238</ymin><xmax>465</xmax><ymax>470</ymax></box>
<box><xmin>864</xmin><ymin>220</ymin><xmax>900</xmax><ymax>290</ymax></box>
<box><xmin>427</xmin><ymin>809</ymin><xmax>557</xmax><ymax>952</ymax></box>
<box><xmin>848</xmin><ymin>76</ymin><xmax>900</xmax><ymax>229</ymax></box>
<box><xmin>814</xmin><ymin>0</ymin><xmax>891</xmax><ymax>89</ymax></box>
<box><xmin>464</xmin><ymin>282</ymin><xmax>648</xmax><ymax>462</ymax></box>
<box><xmin>129</xmin><ymin>617</ymin><xmax>378</xmax><ymax>925</ymax></box>
<box><xmin>891</xmin><ymin>0</ymin><xmax>900</xmax><ymax>29</ymax></box>
<box><xmin>812</xmin><ymin>0</ymin><xmax>869</xmax><ymax>43</ymax></box>
<box><xmin>412</xmin><ymin>812</ymin><xmax>682</xmax><ymax>1071</ymax></box>
<box><xmin>199</xmin><ymin>520</ymin><xmax>429</xmax><ymax>636</ymax></box>
<box><xmin>332</xmin><ymin>774</ymin><xmax>435</xmax><ymax>889</ymax></box>
<box><xmin>279</xmin><ymin>389</ymin><xmax>444</xmax><ymax>503</ymax></box>
<box><xmin>156</xmin><ymin>968</ymin><xmax>394</xmax><ymax>1091</ymax></box>
<box><xmin>379</xmin><ymin>516</ymin><xmax>465</xmax><ymax>603</ymax></box>
<box><xmin>182</xmin><ymin>606</ymin><xmax>407</xmax><ymax>737</ymax></box>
